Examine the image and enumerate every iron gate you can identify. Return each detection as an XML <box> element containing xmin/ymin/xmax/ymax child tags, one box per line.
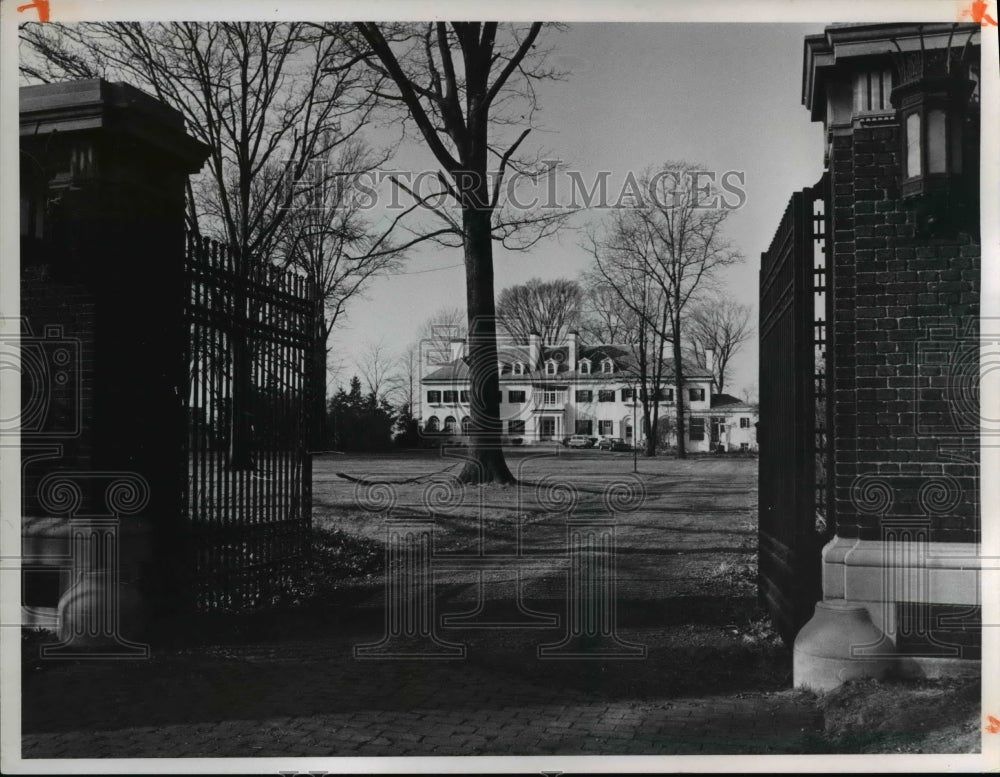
<box><xmin>182</xmin><ymin>233</ymin><xmax>316</xmax><ymax>610</ymax></box>
<box><xmin>758</xmin><ymin>178</ymin><xmax>832</xmax><ymax>644</ymax></box>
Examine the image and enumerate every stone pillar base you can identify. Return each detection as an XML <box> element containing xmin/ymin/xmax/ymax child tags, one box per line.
<box><xmin>793</xmin><ymin>599</ymin><xmax>895</xmax><ymax>691</ymax></box>
<box><xmin>792</xmin><ymin>535</ymin><xmax>983</xmax><ymax>691</ymax></box>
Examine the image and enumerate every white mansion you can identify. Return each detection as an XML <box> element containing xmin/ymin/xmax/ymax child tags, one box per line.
<box><xmin>419</xmin><ymin>332</ymin><xmax>758</xmax><ymax>453</ymax></box>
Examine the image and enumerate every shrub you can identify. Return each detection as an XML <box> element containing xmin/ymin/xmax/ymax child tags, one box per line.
<box><xmin>268</xmin><ymin>526</ymin><xmax>384</xmax><ymax>608</ymax></box>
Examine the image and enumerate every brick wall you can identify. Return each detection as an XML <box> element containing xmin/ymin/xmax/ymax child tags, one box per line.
<box><xmin>20</xmin><ymin>273</ymin><xmax>96</xmax><ymax>517</ymax></box>
<box><xmin>830</xmin><ymin>125</ymin><xmax>980</xmax><ymax>543</ymax></box>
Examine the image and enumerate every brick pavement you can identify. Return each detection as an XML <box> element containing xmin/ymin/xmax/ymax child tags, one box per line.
<box><xmin>20</xmin><ymin>624</ymin><xmax>824</xmax><ymax>759</ymax></box>
<box><xmin>23</xmin><ymin>695</ymin><xmax>822</xmax><ymax>757</ymax></box>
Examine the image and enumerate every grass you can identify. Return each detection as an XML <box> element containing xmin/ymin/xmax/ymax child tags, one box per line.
<box><xmin>265</xmin><ymin>526</ymin><xmax>385</xmax><ymax>608</ymax></box>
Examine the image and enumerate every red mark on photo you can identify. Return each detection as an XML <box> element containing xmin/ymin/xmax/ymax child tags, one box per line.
<box><xmin>986</xmin><ymin>715</ymin><xmax>1000</xmax><ymax>734</ymax></box>
<box><xmin>960</xmin><ymin>0</ymin><xmax>999</xmax><ymax>25</ymax></box>
<box><xmin>16</xmin><ymin>0</ymin><xmax>50</xmax><ymax>22</ymax></box>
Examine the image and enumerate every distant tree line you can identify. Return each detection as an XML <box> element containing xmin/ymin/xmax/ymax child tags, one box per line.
<box><xmin>324</xmin><ymin>376</ymin><xmax>397</xmax><ymax>452</ymax></box>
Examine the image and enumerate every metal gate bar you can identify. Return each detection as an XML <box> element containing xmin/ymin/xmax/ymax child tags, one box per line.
<box><xmin>182</xmin><ymin>233</ymin><xmax>315</xmax><ymax>610</ymax></box>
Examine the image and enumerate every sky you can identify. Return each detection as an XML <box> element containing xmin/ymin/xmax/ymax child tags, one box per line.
<box><xmin>330</xmin><ymin>22</ymin><xmax>829</xmax><ymax>400</ymax></box>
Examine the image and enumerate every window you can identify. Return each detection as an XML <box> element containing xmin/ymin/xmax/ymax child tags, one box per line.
<box><xmin>460</xmin><ymin>390</ymin><xmax>469</xmax><ymax>403</ymax></box>
<box><xmin>601</xmin><ymin>359</ymin><xmax>614</xmax><ymax>373</ymax></box>
<box><xmin>658</xmin><ymin>387</ymin><xmax>674</xmax><ymax>402</ymax></box>
<box><xmin>689</xmin><ymin>417</ymin><xmax>705</xmax><ymax>441</ymax></box>
<box><xmin>927</xmin><ymin>108</ymin><xmax>947</xmax><ymax>174</ymax></box>
<box><xmin>621</xmin><ymin>388</ymin><xmax>634</xmax><ymax>402</ymax></box>
<box><xmin>461</xmin><ymin>416</ymin><xmax>472</xmax><ymax>435</ymax></box>
<box><xmin>514</xmin><ymin>362</ymin><xmax>525</xmax><ymax>375</ymax></box>
<box><xmin>545</xmin><ymin>360</ymin><xmax>557</xmax><ymax>376</ymax></box>
<box><xmin>575</xmin><ymin>420</ymin><xmax>593</xmax><ymax>435</ymax></box>
<box><xmin>427</xmin><ymin>390</ymin><xmax>441</xmax><ymax>403</ymax></box>
<box><xmin>853</xmin><ymin>68</ymin><xmax>893</xmax><ymax>114</ymax></box>
<box><xmin>740</xmin><ymin>442</ymin><xmax>749</xmax><ymax>452</ymax></box>
<box><xmin>598</xmin><ymin>420</ymin><xmax>613</xmax><ymax>436</ymax></box>
<box><xmin>575</xmin><ymin>389</ymin><xmax>593</xmax><ymax>403</ymax></box>
<box><xmin>579</xmin><ymin>360</ymin><xmax>591</xmax><ymax>374</ymax></box>
<box><xmin>906</xmin><ymin>112</ymin><xmax>921</xmax><ymax>178</ymax></box>
<box><xmin>444</xmin><ymin>416</ymin><xmax>457</xmax><ymax>433</ymax></box>
<box><xmin>895</xmin><ymin>71</ymin><xmax>973</xmax><ymax>198</ymax></box>
<box><xmin>543</xmin><ymin>391</ymin><xmax>559</xmax><ymax>405</ymax></box>
<box><xmin>598</xmin><ymin>389</ymin><xmax>615</xmax><ymax>402</ymax></box>
<box><xmin>425</xmin><ymin>416</ymin><xmax>439</xmax><ymax>432</ymax></box>
<box><xmin>740</xmin><ymin>417</ymin><xmax>750</xmax><ymax>429</ymax></box>
<box><xmin>689</xmin><ymin>388</ymin><xmax>705</xmax><ymax>402</ymax></box>
<box><xmin>507</xmin><ymin>419</ymin><xmax>525</xmax><ymax>435</ymax></box>
<box><xmin>508</xmin><ymin>390</ymin><xmax>525</xmax><ymax>404</ymax></box>
<box><xmin>443</xmin><ymin>390</ymin><xmax>458</xmax><ymax>403</ymax></box>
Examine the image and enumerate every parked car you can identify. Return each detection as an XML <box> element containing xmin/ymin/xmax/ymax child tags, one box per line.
<box><xmin>563</xmin><ymin>435</ymin><xmax>595</xmax><ymax>448</ymax></box>
<box><xmin>597</xmin><ymin>437</ymin><xmax>631</xmax><ymax>451</ymax></box>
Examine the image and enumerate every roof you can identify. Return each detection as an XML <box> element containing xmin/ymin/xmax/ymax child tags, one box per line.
<box><xmin>710</xmin><ymin>393</ymin><xmax>756</xmax><ymax>411</ymax></box>
<box><xmin>802</xmin><ymin>22</ymin><xmax>981</xmax><ymax>121</ymax></box>
<box><xmin>422</xmin><ymin>342</ymin><xmax>712</xmax><ymax>383</ymax></box>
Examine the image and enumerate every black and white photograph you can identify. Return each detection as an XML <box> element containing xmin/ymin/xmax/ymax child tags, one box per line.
<box><xmin>1</xmin><ymin>0</ymin><xmax>997</xmax><ymax>772</ymax></box>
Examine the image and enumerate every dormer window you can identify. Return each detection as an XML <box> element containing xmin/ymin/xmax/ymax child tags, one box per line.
<box><xmin>513</xmin><ymin>361</ymin><xmax>525</xmax><ymax>375</ymax></box>
<box><xmin>601</xmin><ymin>359</ymin><xmax>614</xmax><ymax>374</ymax></box>
<box><xmin>544</xmin><ymin>359</ymin><xmax>557</xmax><ymax>376</ymax></box>
<box><xmin>579</xmin><ymin>359</ymin><xmax>591</xmax><ymax>375</ymax></box>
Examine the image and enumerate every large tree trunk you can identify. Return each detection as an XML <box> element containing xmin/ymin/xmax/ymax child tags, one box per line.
<box><xmin>673</xmin><ymin>313</ymin><xmax>687</xmax><ymax>459</ymax></box>
<box><xmin>646</xmin><ymin>399</ymin><xmax>659</xmax><ymax>457</ymax></box>
<box><xmin>458</xmin><ymin>204</ymin><xmax>515</xmax><ymax>484</ymax></box>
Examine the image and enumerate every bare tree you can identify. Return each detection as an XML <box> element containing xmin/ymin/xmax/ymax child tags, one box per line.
<box><xmin>587</xmin><ymin>162</ymin><xmax>743</xmax><ymax>458</ymax></box>
<box><xmin>356</xmin><ymin>338</ymin><xmax>403</xmax><ymax>404</ymax></box>
<box><xmin>20</xmin><ymin>22</ymin><xmax>396</xmax><ymax>468</ymax></box>
<box><xmin>389</xmin><ymin>306</ymin><xmax>470</xmax><ymax>433</ymax></box>
<box><xmin>414</xmin><ymin>306</ymin><xmax>468</xmax><ymax>366</ymax></box>
<box><xmin>686</xmin><ymin>297</ymin><xmax>753</xmax><ymax>396</ymax></box>
<box><xmin>351</xmin><ymin>22</ymin><xmax>572</xmax><ymax>484</ymax></box>
<box><xmin>496</xmin><ymin>277</ymin><xmax>582</xmax><ymax>345</ymax></box>
<box><xmin>21</xmin><ymin>23</ymin><xmax>380</xmax><ymax>261</ymax></box>
<box><xmin>578</xmin><ymin>270</ymin><xmax>640</xmax><ymax>344</ymax></box>
<box><xmin>392</xmin><ymin>345</ymin><xmax>420</xmax><ymax>414</ymax></box>
<box><xmin>584</xmin><ymin>246</ymin><xmax>672</xmax><ymax>457</ymax></box>
<box><xmin>275</xmin><ymin>139</ymin><xmax>410</xmax><ymax>447</ymax></box>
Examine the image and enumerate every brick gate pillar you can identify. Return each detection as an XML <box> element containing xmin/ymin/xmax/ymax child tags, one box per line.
<box><xmin>795</xmin><ymin>24</ymin><xmax>982</xmax><ymax>688</ymax></box>
<box><xmin>19</xmin><ymin>79</ymin><xmax>210</xmax><ymax>643</ymax></box>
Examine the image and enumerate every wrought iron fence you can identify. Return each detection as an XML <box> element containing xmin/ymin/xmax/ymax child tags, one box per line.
<box><xmin>758</xmin><ymin>177</ymin><xmax>832</xmax><ymax>644</ymax></box>
<box><xmin>182</xmin><ymin>233</ymin><xmax>316</xmax><ymax>610</ymax></box>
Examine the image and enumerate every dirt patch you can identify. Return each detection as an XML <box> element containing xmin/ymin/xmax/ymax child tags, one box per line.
<box><xmin>796</xmin><ymin>676</ymin><xmax>981</xmax><ymax>753</ymax></box>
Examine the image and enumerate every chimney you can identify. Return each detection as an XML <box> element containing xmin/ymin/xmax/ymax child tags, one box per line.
<box><xmin>450</xmin><ymin>337</ymin><xmax>465</xmax><ymax>363</ymax></box>
<box><xmin>567</xmin><ymin>330</ymin><xmax>578</xmax><ymax>372</ymax></box>
<box><xmin>704</xmin><ymin>348</ymin><xmax>715</xmax><ymax>379</ymax></box>
<box><xmin>528</xmin><ymin>331</ymin><xmax>541</xmax><ymax>371</ymax></box>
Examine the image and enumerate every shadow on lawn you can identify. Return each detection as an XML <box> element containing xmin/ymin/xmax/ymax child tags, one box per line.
<box><xmin>22</xmin><ymin>618</ymin><xmax>789</xmax><ymax>736</ymax></box>
<box><xmin>22</xmin><ymin>590</ymin><xmax>789</xmax><ymax>735</ymax></box>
